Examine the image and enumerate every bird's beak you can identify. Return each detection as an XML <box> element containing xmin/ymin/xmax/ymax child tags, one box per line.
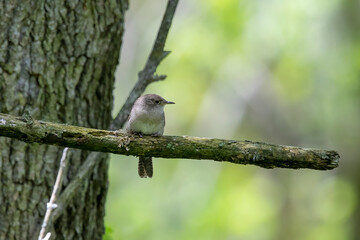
<box><xmin>165</xmin><ymin>100</ymin><xmax>175</xmax><ymax>104</ymax></box>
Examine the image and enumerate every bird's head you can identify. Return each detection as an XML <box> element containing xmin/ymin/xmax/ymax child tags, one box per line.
<box><xmin>142</xmin><ymin>94</ymin><xmax>175</xmax><ymax>109</ymax></box>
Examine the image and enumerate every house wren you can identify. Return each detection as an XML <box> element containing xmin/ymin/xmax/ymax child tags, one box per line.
<box><xmin>124</xmin><ymin>94</ymin><xmax>175</xmax><ymax>178</ymax></box>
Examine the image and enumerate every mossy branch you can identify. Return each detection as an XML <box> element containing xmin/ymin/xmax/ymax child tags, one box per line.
<box><xmin>0</xmin><ymin>113</ymin><xmax>339</xmax><ymax>170</ymax></box>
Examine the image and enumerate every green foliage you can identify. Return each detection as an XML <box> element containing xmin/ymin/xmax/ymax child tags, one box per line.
<box><xmin>108</xmin><ymin>0</ymin><xmax>360</xmax><ymax>239</ymax></box>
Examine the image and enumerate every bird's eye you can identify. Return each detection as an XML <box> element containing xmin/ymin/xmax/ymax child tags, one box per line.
<box><xmin>155</xmin><ymin>100</ymin><xmax>160</xmax><ymax>104</ymax></box>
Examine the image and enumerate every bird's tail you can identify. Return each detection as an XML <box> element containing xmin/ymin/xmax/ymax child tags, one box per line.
<box><xmin>138</xmin><ymin>156</ymin><xmax>153</xmax><ymax>178</ymax></box>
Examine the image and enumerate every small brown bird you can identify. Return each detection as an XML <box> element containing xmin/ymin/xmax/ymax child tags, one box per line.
<box><xmin>124</xmin><ymin>94</ymin><xmax>175</xmax><ymax>178</ymax></box>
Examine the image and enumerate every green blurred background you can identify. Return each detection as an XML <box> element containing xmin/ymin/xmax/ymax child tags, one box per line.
<box><xmin>105</xmin><ymin>0</ymin><xmax>360</xmax><ymax>239</ymax></box>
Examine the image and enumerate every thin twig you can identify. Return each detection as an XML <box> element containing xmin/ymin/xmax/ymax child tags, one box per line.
<box><xmin>38</xmin><ymin>148</ymin><xmax>70</xmax><ymax>240</ymax></box>
<box><xmin>51</xmin><ymin>151</ymin><xmax>101</xmax><ymax>222</ymax></box>
<box><xmin>110</xmin><ymin>0</ymin><xmax>179</xmax><ymax>130</ymax></box>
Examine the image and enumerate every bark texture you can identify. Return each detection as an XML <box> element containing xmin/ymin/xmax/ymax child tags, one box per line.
<box><xmin>0</xmin><ymin>1</ymin><xmax>126</xmax><ymax>239</ymax></box>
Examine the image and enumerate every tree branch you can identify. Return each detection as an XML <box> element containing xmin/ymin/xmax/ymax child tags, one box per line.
<box><xmin>0</xmin><ymin>113</ymin><xmax>340</xmax><ymax>171</ymax></box>
<box><xmin>110</xmin><ymin>0</ymin><xmax>179</xmax><ymax>130</ymax></box>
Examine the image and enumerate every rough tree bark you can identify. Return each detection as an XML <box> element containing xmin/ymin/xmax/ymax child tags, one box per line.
<box><xmin>0</xmin><ymin>1</ymin><xmax>127</xmax><ymax>239</ymax></box>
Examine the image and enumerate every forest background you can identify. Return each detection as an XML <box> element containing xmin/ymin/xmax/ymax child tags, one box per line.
<box><xmin>105</xmin><ymin>0</ymin><xmax>360</xmax><ymax>239</ymax></box>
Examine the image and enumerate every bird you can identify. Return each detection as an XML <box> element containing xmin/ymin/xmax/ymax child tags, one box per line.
<box><xmin>124</xmin><ymin>94</ymin><xmax>175</xmax><ymax>178</ymax></box>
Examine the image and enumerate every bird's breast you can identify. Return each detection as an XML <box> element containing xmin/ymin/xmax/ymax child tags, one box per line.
<box><xmin>127</xmin><ymin>109</ymin><xmax>165</xmax><ymax>135</ymax></box>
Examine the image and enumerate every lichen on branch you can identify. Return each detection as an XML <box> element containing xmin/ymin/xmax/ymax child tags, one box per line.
<box><xmin>0</xmin><ymin>113</ymin><xmax>339</xmax><ymax>170</ymax></box>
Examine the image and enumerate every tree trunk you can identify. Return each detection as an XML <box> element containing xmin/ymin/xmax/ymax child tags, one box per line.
<box><xmin>0</xmin><ymin>1</ymin><xmax>126</xmax><ymax>239</ymax></box>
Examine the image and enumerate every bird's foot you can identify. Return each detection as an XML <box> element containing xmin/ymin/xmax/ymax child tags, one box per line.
<box><xmin>132</xmin><ymin>132</ymin><xmax>144</xmax><ymax>137</ymax></box>
<box><xmin>113</xmin><ymin>130</ymin><xmax>122</xmax><ymax>136</ymax></box>
<box><xmin>151</xmin><ymin>133</ymin><xmax>162</xmax><ymax>137</ymax></box>
<box><xmin>117</xmin><ymin>136</ymin><xmax>132</xmax><ymax>151</ymax></box>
